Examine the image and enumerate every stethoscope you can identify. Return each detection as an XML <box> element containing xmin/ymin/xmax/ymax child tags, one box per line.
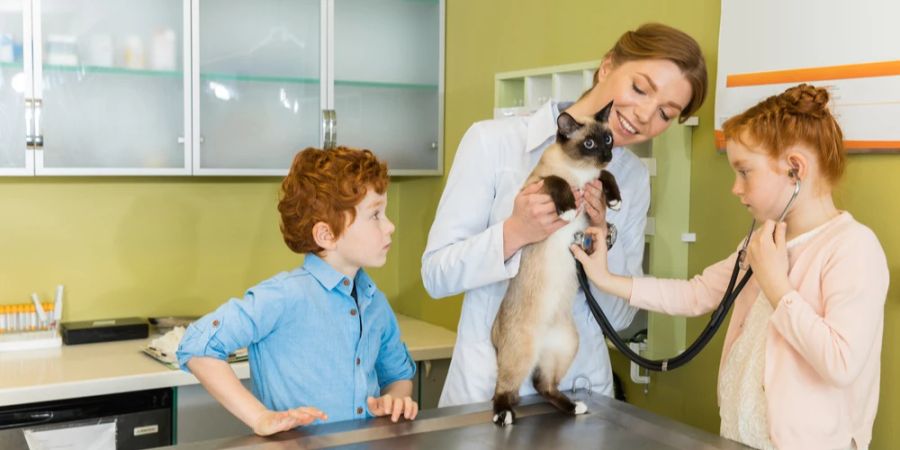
<box><xmin>577</xmin><ymin>170</ymin><xmax>801</xmax><ymax>371</ymax></box>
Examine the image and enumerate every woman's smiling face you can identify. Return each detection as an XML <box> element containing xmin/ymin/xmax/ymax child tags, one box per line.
<box><xmin>592</xmin><ymin>58</ymin><xmax>693</xmax><ymax>147</ymax></box>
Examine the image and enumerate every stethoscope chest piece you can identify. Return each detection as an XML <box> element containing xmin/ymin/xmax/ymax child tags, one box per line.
<box><xmin>573</xmin><ymin>222</ymin><xmax>617</xmax><ymax>254</ymax></box>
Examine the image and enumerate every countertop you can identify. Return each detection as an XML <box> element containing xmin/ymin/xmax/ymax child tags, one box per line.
<box><xmin>0</xmin><ymin>314</ymin><xmax>456</xmax><ymax>407</ymax></box>
<box><xmin>165</xmin><ymin>392</ymin><xmax>749</xmax><ymax>449</ymax></box>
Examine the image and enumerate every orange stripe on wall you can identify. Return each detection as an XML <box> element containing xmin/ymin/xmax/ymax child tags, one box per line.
<box><xmin>713</xmin><ymin>130</ymin><xmax>900</xmax><ymax>152</ymax></box>
<box><xmin>844</xmin><ymin>140</ymin><xmax>900</xmax><ymax>149</ymax></box>
<box><xmin>726</xmin><ymin>60</ymin><xmax>900</xmax><ymax>87</ymax></box>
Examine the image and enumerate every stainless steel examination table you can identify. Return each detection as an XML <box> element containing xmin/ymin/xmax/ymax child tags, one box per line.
<box><xmin>167</xmin><ymin>392</ymin><xmax>749</xmax><ymax>449</ymax></box>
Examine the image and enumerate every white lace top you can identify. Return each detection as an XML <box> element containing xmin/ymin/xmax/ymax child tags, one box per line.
<box><xmin>719</xmin><ymin>292</ymin><xmax>776</xmax><ymax>449</ymax></box>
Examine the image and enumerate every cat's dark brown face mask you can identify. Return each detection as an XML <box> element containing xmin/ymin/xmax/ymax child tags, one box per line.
<box><xmin>556</xmin><ymin>101</ymin><xmax>615</xmax><ymax>166</ymax></box>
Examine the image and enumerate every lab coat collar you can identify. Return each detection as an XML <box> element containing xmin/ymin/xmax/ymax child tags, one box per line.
<box><xmin>303</xmin><ymin>253</ymin><xmax>377</xmax><ymax>299</ymax></box>
<box><xmin>526</xmin><ymin>101</ymin><xmax>557</xmax><ymax>153</ymax></box>
<box><xmin>526</xmin><ymin>100</ymin><xmax>574</xmax><ymax>153</ymax></box>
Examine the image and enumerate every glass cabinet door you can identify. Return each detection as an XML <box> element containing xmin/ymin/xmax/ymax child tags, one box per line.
<box><xmin>0</xmin><ymin>0</ymin><xmax>29</xmax><ymax>174</ymax></box>
<box><xmin>36</xmin><ymin>0</ymin><xmax>189</xmax><ymax>174</ymax></box>
<box><xmin>333</xmin><ymin>0</ymin><xmax>442</xmax><ymax>174</ymax></box>
<box><xmin>196</xmin><ymin>0</ymin><xmax>321</xmax><ymax>174</ymax></box>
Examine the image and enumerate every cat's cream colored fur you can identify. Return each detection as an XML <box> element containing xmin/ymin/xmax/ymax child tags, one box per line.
<box><xmin>491</xmin><ymin>106</ymin><xmax>619</xmax><ymax>426</ymax></box>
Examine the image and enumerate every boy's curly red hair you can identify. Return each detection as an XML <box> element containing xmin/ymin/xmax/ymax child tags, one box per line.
<box><xmin>278</xmin><ymin>146</ymin><xmax>388</xmax><ymax>254</ymax></box>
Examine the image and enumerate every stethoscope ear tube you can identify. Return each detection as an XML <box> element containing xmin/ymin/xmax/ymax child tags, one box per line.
<box><xmin>578</xmin><ymin>255</ymin><xmax>753</xmax><ymax>371</ymax></box>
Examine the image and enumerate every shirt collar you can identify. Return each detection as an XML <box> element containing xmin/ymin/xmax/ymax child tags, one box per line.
<box><xmin>525</xmin><ymin>100</ymin><xmax>577</xmax><ymax>153</ymax></box>
<box><xmin>526</xmin><ymin>100</ymin><xmax>558</xmax><ymax>153</ymax></box>
<box><xmin>303</xmin><ymin>253</ymin><xmax>376</xmax><ymax>299</ymax></box>
<box><xmin>353</xmin><ymin>269</ymin><xmax>377</xmax><ymax>299</ymax></box>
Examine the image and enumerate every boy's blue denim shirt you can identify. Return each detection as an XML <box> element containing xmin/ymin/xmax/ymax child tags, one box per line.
<box><xmin>176</xmin><ymin>253</ymin><xmax>416</xmax><ymax>423</ymax></box>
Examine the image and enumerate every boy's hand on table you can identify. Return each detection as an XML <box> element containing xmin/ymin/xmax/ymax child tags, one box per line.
<box><xmin>367</xmin><ymin>394</ymin><xmax>419</xmax><ymax>422</ymax></box>
<box><xmin>252</xmin><ymin>406</ymin><xmax>328</xmax><ymax>436</ymax></box>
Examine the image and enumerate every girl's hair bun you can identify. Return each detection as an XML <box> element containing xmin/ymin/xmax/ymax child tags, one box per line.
<box><xmin>779</xmin><ymin>83</ymin><xmax>830</xmax><ymax>117</ymax></box>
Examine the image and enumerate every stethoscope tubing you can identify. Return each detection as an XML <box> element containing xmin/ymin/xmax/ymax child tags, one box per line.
<box><xmin>581</xmin><ymin>177</ymin><xmax>801</xmax><ymax>371</ymax></box>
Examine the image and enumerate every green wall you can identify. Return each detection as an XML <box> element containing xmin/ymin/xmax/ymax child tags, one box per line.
<box><xmin>0</xmin><ymin>178</ymin><xmax>402</xmax><ymax>319</ymax></box>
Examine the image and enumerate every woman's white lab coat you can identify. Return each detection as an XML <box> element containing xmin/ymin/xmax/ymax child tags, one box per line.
<box><xmin>422</xmin><ymin>101</ymin><xmax>649</xmax><ymax>407</ymax></box>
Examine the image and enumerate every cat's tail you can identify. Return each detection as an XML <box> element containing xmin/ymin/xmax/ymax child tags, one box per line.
<box><xmin>539</xmin><ymin>390</ymin><xmax>588</xmax><ymax>415</ymax></box>
<box><xmin>533</xmin><ymin>368</ymin><xmax>588</xmax><ymax>415</ymax></box>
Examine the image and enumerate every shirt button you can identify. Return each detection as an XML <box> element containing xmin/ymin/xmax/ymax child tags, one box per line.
<box><xmin>356</xmin><ymin>357</ymin><xmax>361</xmax><ymax>365</ymax></box>
<box><xmin>212</xmin><ymin>320</ymin><xmax>220</xmax><ymax>327</ymax></box>
<box><xmin>350</xmin><ymin>309</ymin><xmax>357</xmax><ymax>316</ymax></box>
<box><xmin>357</xmin><ymin>407</ymin><xmax>363</xmax><ymax>414</ymax></box>
<box><xmin>343</xmin><ymin>279</ymin><xmax>350</xmax><ymax>286</ymax></box>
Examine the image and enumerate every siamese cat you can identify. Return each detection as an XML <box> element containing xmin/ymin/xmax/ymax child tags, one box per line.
<box><xmin>491</xmin><ymin>101</ymin><xmax>622</xmax><ymax>426</ymax></box>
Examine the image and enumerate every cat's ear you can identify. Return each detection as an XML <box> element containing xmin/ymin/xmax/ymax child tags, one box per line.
<box><xmin>595</xmin><ymin>101</ymin><xmax>613</xmax><ymax>122</ymax></box>
<box><xmin>557</xmin><ymin>112</ymin><xmax>582</xmax><ymax>140</ymax></box>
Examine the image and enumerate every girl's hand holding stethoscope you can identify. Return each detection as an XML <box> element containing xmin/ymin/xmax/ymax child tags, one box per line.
<box><xmin>571</xmin><ymin>225</ymin><xmax>610</xmax><ymax>274</ymax></box>
<box><xmin>746</xmin><ymin>220</ymin><xmax>793</xmax><ymax>308</ymax></box>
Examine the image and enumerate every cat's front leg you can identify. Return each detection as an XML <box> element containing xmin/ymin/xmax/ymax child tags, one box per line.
<box><xmin>540</xmin><ymin>175</ymin><xmax>577</xmax><ymax>221</ymax></box>
<box><xmin>598</xmin><ymin>170</ymin><xmax>622</xmax><ymax>211</ymax></box>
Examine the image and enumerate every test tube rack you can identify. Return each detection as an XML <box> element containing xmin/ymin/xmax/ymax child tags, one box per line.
<box><xmin>0</xmin><ymin>302</ymin><xmax>62</xmax><ymax>352</ymax></box>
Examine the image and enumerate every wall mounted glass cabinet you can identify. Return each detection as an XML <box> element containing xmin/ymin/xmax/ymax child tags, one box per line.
<box><xmin>1</xmin><ymin>0</ymin><xmax>190</xmax><ymax>175</ymax></box>
<box><xmin>0</xmin><ymin>0</ymin><xmax>444</xmax><ymax>176</ymax></box>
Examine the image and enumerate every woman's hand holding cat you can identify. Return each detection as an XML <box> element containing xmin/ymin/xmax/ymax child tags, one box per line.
<box><xmin>570</xmin><ymin>226</ymin><xmax>634</xmax><ymax>300</ymax></box>
<box><xmin>503</xmin><ymin>180</ymin><xmax>570</xmax><ymax>259</ymax></box>
<box><xmin>582</xmin><ymin>179</ymin><xmax>607</xmax><ymax>226</ymax></box>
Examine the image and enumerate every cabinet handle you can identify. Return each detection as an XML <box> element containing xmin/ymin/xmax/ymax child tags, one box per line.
<box><xmin>322</xmin><ymin>110</ymin><xmax>337</xmax><ymax>149</ymax></box>
<box><xmin>0</xmin><ymin>411</ymin><xmax>54</xmax><ymax>430</ymax></box>
<box><xmin>329</xmin><ymin>110</ymin><xmax>337</xmax><ymax>149</ymax></box>
<box><xmin>321</xmin><ymin>110</ymin><xmax>328</xmax><ymax>148</ymax></box>
<box><xmin>33</xmin><ymin>99</ymin><xmax>44</xmax><ymax>148</ymax></box>
<box><xmin>25</xmin><ymin>98</ymin><xmax>34</xmax><ymax>148</ymax></box>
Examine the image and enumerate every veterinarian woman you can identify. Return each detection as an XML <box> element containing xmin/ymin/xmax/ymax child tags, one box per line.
<box><xmin>421</xmin><ymin>23</ymin><xmax>709</xmax><ymax>407</ymax></box>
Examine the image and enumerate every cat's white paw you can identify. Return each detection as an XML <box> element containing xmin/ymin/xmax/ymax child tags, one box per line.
<box><xmin>574</xmin><ymin>401</ymin><xmax>588</xmax><ymax>415</ymax></box>
<box><xmin>559</xmin><ymin>209</ymin><xmax>577</xmax><ymax>221</ymax></box>
<box><xmin>608</xmin><ymin>199</ymin><xmax>621</xmax><ymax>211</ymax></box>
<box><xmin>492</xmin><ymin>410</ymin><xmax>515</xmax><ymax>426</ymax></box>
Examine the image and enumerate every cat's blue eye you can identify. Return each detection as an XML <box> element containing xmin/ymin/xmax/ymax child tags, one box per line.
<box><xmin>604</xmin><ymin>134</ymin><xmax>613</xmax><ymax>146</ymax></box>
<box><xmin>584</xmin><ymin>139</ymin><xmax>596</xmax><ymax>149</ymax></box>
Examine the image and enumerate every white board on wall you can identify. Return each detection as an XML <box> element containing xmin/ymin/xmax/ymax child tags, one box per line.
<box><xmin>715</xmin><ymin>0</ymin><xmax>900</xmax><ymax>152</ymax></box>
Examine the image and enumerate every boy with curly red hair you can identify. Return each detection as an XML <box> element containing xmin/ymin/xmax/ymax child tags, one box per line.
<box><xmin>178</xmin><ymin>147</ymin><xmax>418</xmax><ymax>436</ymax></box>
